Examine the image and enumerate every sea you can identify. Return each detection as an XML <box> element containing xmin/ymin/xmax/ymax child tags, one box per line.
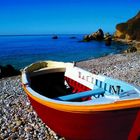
<box><xmin>0</xmin><ymin>34</ymin><xmax>128</xmax><ymax>70</ymax></box>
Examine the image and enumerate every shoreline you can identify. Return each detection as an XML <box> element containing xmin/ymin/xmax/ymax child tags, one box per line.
<box><xmin>113</xmin><ymin>38</ymin><xmax>140</xmax><ymax>52</ymax></box>
<box><xmin>0</xmin><ymin>35</ymin><xmax>137</xmax><ymax>71</ymax></box>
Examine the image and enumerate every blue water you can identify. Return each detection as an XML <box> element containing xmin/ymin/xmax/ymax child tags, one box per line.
<box><xmin>0</xmin><ymin>34</ymin><xmax>128</xmax><ymax>69</ymax></box>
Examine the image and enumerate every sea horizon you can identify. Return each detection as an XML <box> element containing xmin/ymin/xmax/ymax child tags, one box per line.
<box><xmin>0</xmin><ymin>31</ymin><xmax>115</xmax><ymax>37</ymax></box>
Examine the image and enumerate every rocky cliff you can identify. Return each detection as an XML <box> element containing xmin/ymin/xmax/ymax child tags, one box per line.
<box><xmin>115</xmin><ymin>11</ymin><xmax>140</xmax><ymax>41</ymax></box>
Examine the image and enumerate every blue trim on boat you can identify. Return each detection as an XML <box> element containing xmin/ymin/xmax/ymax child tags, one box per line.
<box><xmin>56</xmin><ymin>87</ymin><xmax>105</xmax><ymax>101</ymax></box>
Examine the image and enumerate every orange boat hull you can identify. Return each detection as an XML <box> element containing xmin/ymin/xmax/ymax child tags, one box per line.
<box><xmin>28</xmin><ymin>95</ymin><xmax>140</xmax><ymax>140</ymax></box>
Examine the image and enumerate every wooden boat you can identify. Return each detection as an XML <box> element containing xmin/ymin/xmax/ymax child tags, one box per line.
<box><xmin>21</xmin><ymin>61</ymin><xmax>140</xmax><ymax>140</ymax></box>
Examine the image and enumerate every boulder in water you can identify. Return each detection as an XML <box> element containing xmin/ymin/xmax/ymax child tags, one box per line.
<box><xmin>83</xmin><ymin>28</ymin><xmax>104</xmax><ymax>42</ymax></box>
<box><xmin>104</xmin><ymin>32</ymin><xmax>112</xmax><ymax>46</ymax></box>
<box><xmin>52</xmin><ymin>35</ymin><xmax>58</xmax><ymax>39</ymax></box>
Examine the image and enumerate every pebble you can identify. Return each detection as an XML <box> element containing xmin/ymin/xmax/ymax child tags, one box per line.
<box><xmin>11</xmin><ymin>127</ymin><xmax>18</xmax><ymax>133</ymax></box>
<box><xmin>16</xmin><ymin>120</ymin><xmax>22</xmax><ymax>126</ymax></box>
<box><xmin>24</xmin><ymin>126</ymin><xmax>33</xmax><ymax>132</ymax></box>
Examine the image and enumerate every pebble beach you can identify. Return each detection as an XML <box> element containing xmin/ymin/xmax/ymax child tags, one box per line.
<box><xmin>0</xmin><ymin>76</ymin><xmax>64</xmax><ymax>140</ymax></box>
<box><xmin>77</xmin><ymin>52</ymin><xmax>140</xmax><ymax>86</ymax></box>
<box><xmin>0</xmin><ymin>52</ymin><xmax>140</xmax><ymax>140</ymax></box>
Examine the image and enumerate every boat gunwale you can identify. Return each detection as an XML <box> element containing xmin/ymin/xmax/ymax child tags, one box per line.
<box><xmin>22</xmin><ymin>61</ymin><xmax>140</xmax><ymax>113</ymax></box>
<box><xmin>22</xmin><ymin>84</ymin><xmax>140</xmax><ymax>113</ymax></box>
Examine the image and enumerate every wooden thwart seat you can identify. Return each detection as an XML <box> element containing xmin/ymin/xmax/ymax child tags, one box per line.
<box><xmin>56</xmin><ymin>87</ymin><xmax>105</xmax><ymax>101</ymax></box>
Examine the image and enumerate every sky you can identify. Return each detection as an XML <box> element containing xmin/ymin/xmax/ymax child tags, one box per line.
<box><xmin>0</xmin><ymin>0</ymin><xmax>139</xmax><ymax>35</ymax></box>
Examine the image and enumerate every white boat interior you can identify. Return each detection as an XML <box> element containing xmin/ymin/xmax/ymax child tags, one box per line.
<box><xmin>22</xmin><ymin>61</ymin><xmax>140</xmax><ymax>105</ymax></box>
